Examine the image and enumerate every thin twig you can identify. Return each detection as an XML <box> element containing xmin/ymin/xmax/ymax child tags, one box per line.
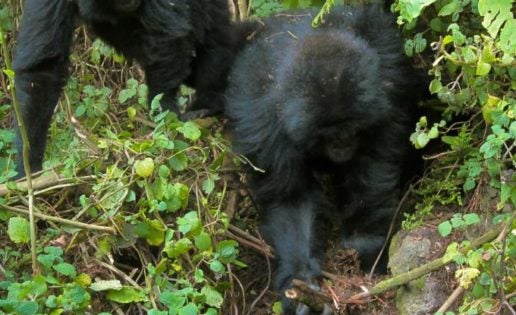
<box><xmin>0</xmin><ymin>204</ymin><xmax>117</xmax><ymax>233</ymax></box>
<box><xmin>98</xmin><ymin>260</ymin><xmax>143</xmax><ymax>290</ymax></box>
<box><xmin>0</xmin><ymin>26</ymin><xmax>38</xmax><ymax>274</ymax></box>
<box><xmin>368</xmin><ymin>185</ymin><xmax>413</xmax><ymax>279</ymax></box>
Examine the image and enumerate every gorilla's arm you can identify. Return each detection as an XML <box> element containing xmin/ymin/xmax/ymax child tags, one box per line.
<box><xmin>12</xmin><ymin>0</ymin><xmax>76</xmax><ymax>177</ymax></box>
<box><xmin>260</xmin><ymin>190</ymin><xmax>328</xmax><ymax>315</ymax></box>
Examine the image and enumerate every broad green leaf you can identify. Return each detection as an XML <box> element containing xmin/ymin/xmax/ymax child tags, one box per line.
<box><xmin>404</xmin><ymin>39</ymin><xmax>414</xmax><ymax>57</ymax></box>
<box><xmin>177</xmin><ymin>121</ymin><xmax>201</xmax><ymax>141</ymax></box>
<box><xmin>476</xmin><ymin>61</ymin><xmax>491</xmax><ymax>76</ymax></box>
<box><xmin>478</xmin><ymin>0</ymin><xmax>512</xmax><ymax>37</ymax></box>
<box><xmin>499</xmin><ymin>19</ymin><xmax>516</xmax><ymax>55</ymax></box>
<box><xmin>202</xmin><ymin>177</ymin><xmax>216</xmax><ymax>194</ymax></box>
<box><xmin>428</xmin><ymin>125</ymin><xmax>439</xmax><ymax>139</ymax></box>
<box><xmin>159</xmin><ymin>290</ymin><xmax>186</xmax><ymax>309</ymax></box>
<box><xmin>438</xmin><ymin>0</ymin><xmax>458</xmax><ymax>16</ymax></box>
<box><xmin>416</xmin><ymin>133</ymin><xmax>430</xmax><ymax>148</ymax></box>
<box><xmin>118</xmin><ymin>88</ymin><xmax>136</xmax><ymax>104</ymax></box>
<box><xmin>201</xmin><ymin>285</ymin><xmax>224</xmax><ymax>308</ymax></box>
<box><xmin>414</xmin><ymin>33</ymin><xmax>427</xmax><ymax>53</ymax></box>
<box><xmin>135</xmin><ymin>219</ymin><xmax>166</xmax><ymax>246</ymax></box>
<box><xmin>177</xmin><ymin>211</ymin><xmax>201</xmax><ymax>235</ymax></box>
<box><xmin>163</xmin><ymin>238</ymin><xmax>193</xmax><ymax>258</ymax></box>
<box><xmin>179</xmin><ymin>303</ymin><xmax>198</xmax><ymax>315</ymax></box>
<box><xmin>106</xmin><ymin>287</ymin><xmax>145</xmax><ymax>303</ymax></box>
<box><xmin>134</xmin><ymin>157</ymin><xmax>155</xmax><ymax>178</ymax></box>
<box><xmin>53</xmin><ymin>263</ymin><xmax>77</xmax><ymax>278</ymax></box>
<box><xmin>396</xmin><ymin>0</ymin><xmax>437</xmax><ymax>23</ymax></box>
<box><xmin>272</xmin><ymin>301</ymin><xmax>283</xmax><ymax>314</ymax></box>
<box><xmin>195</xmin><ymin>232</ymin><xmax>212</xmax><ymax>252</ymax></box>
<box><xmin>209</xmin><ymin>260</ymin><xmax>225</xmax><ymax>273</ymax></box>
<box><xmin>438</xmin><ymin>220</ymin><xmax>453</xmax><ymax>237</ymax></box>
<box><xmin>429</xmin><ymin>79</ymin><xmax>443</xmax><ymax>94</ymax></box>
<box><xmin>7</xmin><ymin>217</ymin><xmax>30</xmax><ymax>244</ymax></box>
<box><xmin>216</xmin><ymin>240</ymin><xmax>239</xmax><ymax>263</ymax></box>
<box><xmin>463</xmin><ymin>213</ymin><xmax>480</xmax><ymax>225</ymax></box>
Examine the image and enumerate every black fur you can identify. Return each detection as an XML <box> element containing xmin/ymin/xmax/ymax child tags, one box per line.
<box><xmin>226</xmin><ymin>6</ymin><xmax>424</xmax><ymax>314</ymax></box>
<box><xmin>13</xmin><ymin>0</ymin><xmax>232</xmax><ymax>177</ymax></box>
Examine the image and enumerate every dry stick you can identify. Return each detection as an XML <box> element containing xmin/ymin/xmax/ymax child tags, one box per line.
<box><xmin>0</xmin><ymin>204</ymin><xmax>117</xmax><ymax>234</ymax></box>
<box><xmin>0</xmin><ymin>173</ymin><xmax>96</xmax><ymax>197</ymax></box>
<box><xmin>351</xmin><ymin>223</ymin><xmax>506</xmax><ymax>301</ymax></box>
<box><xmin>436</xmin><ymin>286</ymin><xmax>465</xmax><ymax>313</ymax></box>
<box><xmin>285</xmin><ymin>279</ymin><xmax>334</xmax><ymax>312</ymax></box>
<box><xmin>0</xmin><ymin>28</ymin><xmax>38</xmax><ymax>273</ymax></box>
<box><xmin>97</xmin><ymin>260</ymin><xmax>143</xmax><ymax>290</ymax></box>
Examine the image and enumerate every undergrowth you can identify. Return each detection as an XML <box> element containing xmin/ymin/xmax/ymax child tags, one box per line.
<box><xmin>0</xmin><ymin>0</ymin><xmax>514</xmax><ymax>314</ymax></box>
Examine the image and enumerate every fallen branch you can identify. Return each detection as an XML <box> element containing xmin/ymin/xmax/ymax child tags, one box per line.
<box><xmin>351</xmin><ymin>222</ymin><xmax>506</xmax><ymax>301</ymax></box>
<box><xmin>0</xmin><ymin>173</ymin><xmax>96</xmax><ymax>197</ymax></box>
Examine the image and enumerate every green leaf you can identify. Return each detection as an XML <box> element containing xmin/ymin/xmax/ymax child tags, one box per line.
<box><xmin>428</xmin><ymin>125</ymin><xmax>439</xmax><ymax>139</ymax></box>
<box><xmin>90</xmin><ymin>280</ymin><xmax>123</xmax><ymax>292</ymax></box>
<box><xmin>118</xmin><ymin>88</ymin><xmax>136</xmax><ymax>104</ymax></box>
<box><xmin>463</xmin><ymin>213</ymin><xmax>480</xmax><ymax>225</ymax></box>
<box><xmin>416</xmin><ymin>133</ymin><xmax>430</xmax><ymax>148</ymax></box>
<box><xmin>478</xmin><ymin>0</ymin><xmax>513</xmax><ymax>37</ymax></box>
<box><xmin>499</xmin><ymin>19</ymin><xmax>516</xmax><ymax>55</ymax></box>
<box><xmin>413</xmin><ymin>33</ymin><xmax>427</xmax><ymax>53</ymax></box>
<box><xmin>177</xmin><ymin>121</ymin><xmax>201</xmax><ymax>141</ymax></box>
<box><xmin>209</xmin><ymin>260</ymin><xmax>225</xmax><ymax>273</ymax></box>
<box><xmin>195</xmin><ymin>232</ymin><xmax>212</xmax><ymax>252</ymax></box>
<box><xmin>476</xmin><ymin>61</ymin><xmax>491</xmax><ymax>76</ymax></box>
<box><xmin>134</xmin><ymin>157</ymin><xmax>155</xmax><ymax>178</ymax></box>
<box><xmin>178</xmin><ymin>303</ymin><xmax>198</xmax><ymax>315</ymax></box>
<box><xmin>75</xmin><ymin>104</ymin><xmax>86</xmax><ymax>117</ymax></box>
<box><xmin>216</xmin><ymin>240</ymin><xmax>239</xmax><ymax>263</ymax></box>
<box><xmin>430</xmin><ymin>18</ymin><xmax>445</xmax><ymax>32</ymax></box>
<box><xmin>53</xmin><ymin>262</ymin><xmax>77</xmax><ymax>278</ymax></box>
<box><xmin>170</xmin><ymin>153</ymin><xmax>188</xmax><ymax>171</ymax></box>
<box><xmin>201</xmin><ymin>285</ymin><xmax>224</xmax><ymax>308</ymax></box>
<box><xmin>163</xmin><ymin>238</ymin><xmax>193</xmax><ymax>258</ymax></box>
<box><xmin>177</xmin><ymin>211</ymin><xmax>201</xmax><ymax>235</ymax></box>
<box><xmin>272</xmin><ymin>301</ymin><xmax>283</xmax><ymax>314</ymax></box>
<box><xmin>396</xmin><ymin>0</ymin><xmax>437</xmax><ymax>23</ymax></box>
<box><xmin>429</xmin><ymin>79</ymin><xmax>443</xmax><ymax>94</ymax></box>
<box><xmin>404</xmin><ymin>39</ymin><xmax>414</xmax><ymax>57</ymax></box>
<box><xmin>438</xmin><ymin>0</ymin><xmax>458</xmax><ymax>16</ymax></box>
<box><xmin>159</xmin><ymin>290</ymin><xmax>186</xmax><ymax>309</ymax></box>
<box><xmin>202</xmin><ymin>177</ymin><xmax>216</xmax><ymax>195</ymax></box>
<box><xmin>438</xmin><ymin>220</ymin><xmax>453</xmax><ymax>237</ymax></box>
<box><xmin>7</xmin><ymin>217</ymin><xmax>30</xmax><ymax>244</ymax></box>
<box><xmin>135</xmin><ymin>219</ymin><xmax>166</xmax><ymax>246</ymax></box>
<box><xmin>106</xmin><ymin>287</ymin><xmax>145</xmax><ymax>303</ymax></box>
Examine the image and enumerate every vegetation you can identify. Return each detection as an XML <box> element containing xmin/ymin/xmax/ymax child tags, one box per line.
<box><xmin>0</xmin><ymin>0</ymin><xmax>514</xmax><ymax>314</ymax></box>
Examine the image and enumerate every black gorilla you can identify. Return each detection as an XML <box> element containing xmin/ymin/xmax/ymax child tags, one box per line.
<box><xmin>226</xmin><ymin>6</ymin><xmax>425</xmax><ymax>315</ymax></box>
<box><xmin>13</xmin><ymin>0</ymin><xmax>232</xmax><ymax>177</ymax></box>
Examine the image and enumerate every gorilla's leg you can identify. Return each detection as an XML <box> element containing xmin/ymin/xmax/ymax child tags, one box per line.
<box><xmin>339</xmin><ymin>129</ymin><xmax>407</xmax><ymax>272</ymax></box>
<box><xmin>12</xmin><ymin>0</ymin><xmax>76</xmax><ymax>177</ymax></box>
